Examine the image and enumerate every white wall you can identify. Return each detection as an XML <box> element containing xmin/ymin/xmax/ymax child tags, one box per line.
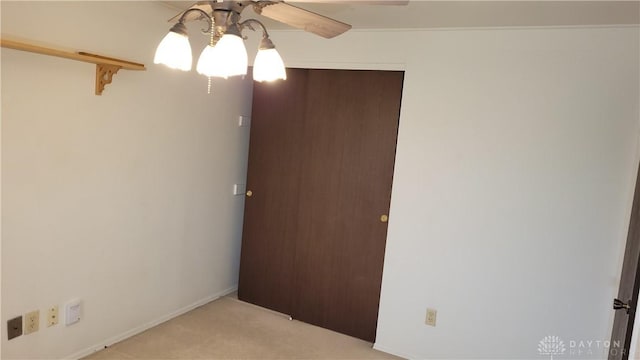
<box><xmin>268</xmin><ymin>26</ymin><xmax>640</xmax><ymax>358</ymax></box>
<box><xmin>1</xmin><ymin>2</ymin><xmax>252</xmax><ymax>359</ymax></box>
<box><xmin>2</xmin><ymin>2</ymin><xmax>638</xmax><ymax>359</ymax></box>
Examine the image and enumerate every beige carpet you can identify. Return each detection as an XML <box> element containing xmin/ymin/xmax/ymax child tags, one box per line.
<box><xmin>83</xmin><ymin>295</ymin><xmax>402</xmax><ymax>359</ymax></box>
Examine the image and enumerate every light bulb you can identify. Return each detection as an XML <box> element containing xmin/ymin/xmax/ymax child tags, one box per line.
<box><xmin>154</xmin><ymin>24</ymin><xmax>192</xmax><ymax>71</ymax></box>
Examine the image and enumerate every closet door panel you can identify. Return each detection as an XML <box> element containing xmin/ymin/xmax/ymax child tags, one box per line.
<box><xmin>293</xmin><ymin>70</ymin><xmax>404</xmax><ymax>342</ymax></box>
<box><xmin>237</xmin><ymin>69</ymin><xmax>309</xmax><ymax>315</ymax></box>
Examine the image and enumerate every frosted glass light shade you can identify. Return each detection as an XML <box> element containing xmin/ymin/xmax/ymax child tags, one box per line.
<box><xmin>196</xmin><ymin>45</ymin><xmax>224</xmax><ymax>77</ymax></box>
<box><xmin>211</xmin><ymin>33</ymin><xmax>248</xmax><ymax>78</ymax></box>
<box><xmin>253</xmin><ymin>48</ymin><xmax>287</xmax><ymax>82</ymax></box>
<box><xmin>154</xmin><ymin>31</ymin><xmax>192</xmax><ymax>71</ymax></box>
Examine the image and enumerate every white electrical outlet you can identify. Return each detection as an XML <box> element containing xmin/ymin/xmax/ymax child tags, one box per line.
<box><xmin>425</xmin><ymin>308</ymin><xmax>437</xmax><ymax>327</ymax></box>
<box><xmin>24</xmin><ymin>310</ymin><xmax>39</xmax><ymax>334</ymax></box>
<box><xmin>47</xmin><ymin>305</ymin><xmax>59</xmax><ymax>327</ymax></box>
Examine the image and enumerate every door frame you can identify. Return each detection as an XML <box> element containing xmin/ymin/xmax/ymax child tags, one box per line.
<box><xmin>611</xmin><ymin>160</ymin><xmax>640</xmax><ymax>360</ymax></box>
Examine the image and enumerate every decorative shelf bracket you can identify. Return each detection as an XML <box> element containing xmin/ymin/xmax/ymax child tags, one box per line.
<box><xmin>1</xmin><ymin>38</ymin><xmax>146</xmax><ymax>95</ymax></box>
<box><xmin>96</xmin><ymin>64</ymin><xmax>121</xmax><ymax>95</ymax></box>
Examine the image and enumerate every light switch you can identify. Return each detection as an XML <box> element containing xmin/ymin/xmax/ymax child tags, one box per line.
<box><xmin>233</xmin><ymin>184</ymin><xmax>247</xmax><ymax>196</ymax></box>
<box><xmin>238</xmin><ymin>115</ymin><xmax>251</xmax><ymax>127</ymax></box>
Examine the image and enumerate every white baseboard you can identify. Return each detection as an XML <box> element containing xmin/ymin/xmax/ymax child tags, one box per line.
<box><xmin>66</xmin><ymin>285</ymin><xmax>238</xmax><ymax>360</ymax></box>
<box><xmin>373</xmin><ymin>342</ymin><xmax>418</xmax><ymax>360</ymax></box>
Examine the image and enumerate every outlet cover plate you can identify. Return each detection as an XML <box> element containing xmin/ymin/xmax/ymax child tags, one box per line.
<box><xmin>426</xmin><ymin>308</ymin><xmax>437</xmax><ymax>327</ymax></box>
<box><xmin>47</xmin><ymin>306</ymin><xmax>59</xmax><ymax>327</ymax></box>
<box><xmin>24</xmin><ymin>310</ymin><xmax>39</xmax><ymax>334</ymax></box>
<box><xmin>7</xmin><ymin>316</ymin><xmax>22</xmax><ymax>340</ymax></box>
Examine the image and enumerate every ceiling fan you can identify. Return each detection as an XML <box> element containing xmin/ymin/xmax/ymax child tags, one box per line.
<box><xmin>168</xmin><ymin>0</ymin><xmax>408</xmax><ymax>39</ymax></box>
<box><xmin>155</xmin><ymin>0</ymin><xmax>407</xmax><ymax>83</ymax></box>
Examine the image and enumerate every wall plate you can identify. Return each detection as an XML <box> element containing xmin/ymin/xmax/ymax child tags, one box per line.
<box><xmin>47</xmin><ymin>305</ymin><xmax>59</xmax><ymax>327</ymax></box>
<box><xmin>65</xmin><ymin>299</ymin><xmax>81</xmax><ymax>326</ymax></box>
<box><xmin>24</xmin><ymin>310</ymin><xmax>39</xmax><ymax>334</ymax></box>
<box><xmin>7</xmin><ymin>316</ymin><xmax>22</xmax><ymax>340</ymax></box>
<box><xmin>425</xmin><ymin>308</ymin><xmax>437</xmax><ymax>327</ymax></box>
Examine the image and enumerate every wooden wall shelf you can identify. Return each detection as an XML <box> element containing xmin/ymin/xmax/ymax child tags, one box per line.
<box><xmin>1</xmin><ymin>38</ymin><xmax>146</xmax><ymax>95</ymax></box>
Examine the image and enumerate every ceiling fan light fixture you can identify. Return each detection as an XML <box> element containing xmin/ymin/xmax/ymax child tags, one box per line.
<box><xmin>253</xmin><ymin>37</ymin><xmax>286</xmax><ymax>82</ymax></box>
<box><xmin>211</xmin><ymin>27</ymin><xmax>248</xmax><ymax>78</ymax></box>
<box><xmin>157</xmin><ymin>2</ymin><xmax>357</xmax><ymax>84</ymax></box>
<box><xmin>154</xmin><ymin>22</ymin><xmax>192</xmax><ymax>71</ymax></box>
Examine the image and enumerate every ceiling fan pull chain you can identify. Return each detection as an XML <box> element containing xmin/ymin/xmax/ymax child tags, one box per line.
<box><xmin>209</xmin><ymin>16</ymin><xmax>215</xmax><ymax>46</ymax></box>
<box><xmin>207</xmin><ymin>15</ymin><xmax>214</xmax><ymax>95</ymax></box>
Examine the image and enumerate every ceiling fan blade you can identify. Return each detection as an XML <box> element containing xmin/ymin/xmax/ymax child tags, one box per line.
<box><xmin>168</xmin><ymin>2</ymin><xmax>213</xmax><ymax>23</ymax></box>
<box><xmin>256</xmin><ymin>2</ymin><xmax>352</xmax><ymax>39</ymax></box>
<box><xmin>289</xmin><ymin>0</ymin><xmax>408</xmax><ymax>4</ymax></box>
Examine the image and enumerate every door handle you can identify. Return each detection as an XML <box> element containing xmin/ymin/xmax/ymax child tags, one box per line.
<box><xmin>246</xmin><ymin>190</ymin><xmax>253</xmax><ymax>197</ymax></box>
<box><xmin>613</xmin><ymin>298</ymin><xmax>631</xmax><ymax>313</ymax></box>
<box><xmin>380</xmin><ymin>215</ymin><xmax>388</xmax><ymax>223</ymax></box>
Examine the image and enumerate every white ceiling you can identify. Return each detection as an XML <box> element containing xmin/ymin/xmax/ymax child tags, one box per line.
<box><xmin>160</xmin><ymin>1</ymin><xmax>640</xmax><ymax>29</ymax></box>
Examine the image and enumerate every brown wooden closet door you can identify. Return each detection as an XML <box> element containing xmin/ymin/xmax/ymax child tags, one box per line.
<box><xmin>239</xmin><ymin>68</ymin><xmax>403</xmax><ymax>342</ymax></box>
<box><xmin>237</xmin><ymin>69</ymin><xmax>308</xmax><ymax>315</ymax></box>
<box><xmin>292</xmin><ymin>70</ymin><xmax>403</xmax><ymax>342</ymax></box>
